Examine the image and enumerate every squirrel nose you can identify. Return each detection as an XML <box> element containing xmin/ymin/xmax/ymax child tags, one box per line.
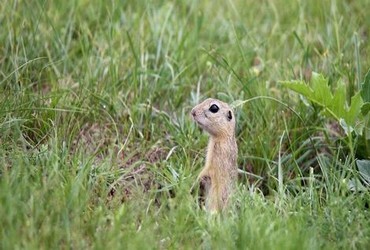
<box><xmin>191</xmin><ymin>109</ymin><xmax>196</xmax><ymax>117</ymax></box>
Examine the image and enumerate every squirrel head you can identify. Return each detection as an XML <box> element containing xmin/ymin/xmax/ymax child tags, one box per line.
<box><xmin>191</xmin><ymin>98</ymin><xmax>236</xmax><ymax>139</ymax></box>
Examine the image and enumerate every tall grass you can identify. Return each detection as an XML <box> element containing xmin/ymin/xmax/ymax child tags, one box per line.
<box><xmin>1</xmin><ymin>0</ymin><xmax>369</xmax><ymax>249</ymax></box>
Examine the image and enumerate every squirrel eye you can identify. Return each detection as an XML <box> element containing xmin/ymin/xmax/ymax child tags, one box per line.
<box><xmin>209</xmin><ymin>104</ymin><xmax>219</xmax><ymax>113</ymax></box>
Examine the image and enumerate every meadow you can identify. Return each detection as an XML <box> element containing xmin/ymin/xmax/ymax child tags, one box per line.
<box><xmin>1</xmin><ymin>0</ymin><xmax>370</xmax><ymax>249</ymax></box>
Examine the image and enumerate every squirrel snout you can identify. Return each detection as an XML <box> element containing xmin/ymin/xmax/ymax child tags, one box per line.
<box><xmin>191</xmin><ymin>109</ymin><xmax>196</xmax><ymax>117</ymax></box>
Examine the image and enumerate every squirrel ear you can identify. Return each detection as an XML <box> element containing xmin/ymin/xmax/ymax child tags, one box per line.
<box><xmin>227</xmin><ymin>110</ymin><xmax>232</xmax><ymax>121</ymax></box>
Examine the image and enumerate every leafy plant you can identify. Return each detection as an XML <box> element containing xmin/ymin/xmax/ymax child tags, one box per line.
<box><xmin>361</xmin><ymin>69</ymin><xmax>370</xmax><ymax>119</ymax></box>
<box><xmin>280</xmin><ymin>71</ymin><xmax>370</xmax><ymax>136</ymax></box>
<box><xmin>357</xmin><ymin>159</ymin><xmax>370</xmax><ymax>186</ymax></box>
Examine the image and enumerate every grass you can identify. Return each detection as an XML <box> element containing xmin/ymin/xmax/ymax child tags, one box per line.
<box><xmin>1</xmin><ymin>0</ymin><xmax>370</xmax><ymax>249</ymax></box>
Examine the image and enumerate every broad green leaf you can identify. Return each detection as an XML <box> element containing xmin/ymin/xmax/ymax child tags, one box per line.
<box><xmin>311</xmin><ymin>73</ymin><xmax>333</xmax><ymax>106</ymax></box>
<box><xmin>356</xmin><ymin>159</ymin><xmax>370</xmax><ymax>185</ymax></box>
<box><xmin>361</xmin><ymin>69</ymin><xmax>370</xmax><ymax>102</ymax></box>
<box><xmin>361</xmin><ymin>102</ymin><xmax>370</xmax><ymax>115</ymax></box>
<box><xmin>347</xmin><ymin>93</ymin><xmax>363</xmax><ymax>126</ymax></box>
<box><xmin>348</xmin><ymin>178</ymin><xmax>367</xmax><ymax>191</ymax></box>
<box><xmin>359</xmin><ymin>68</ymin><xmax>370</xmax><ymax>116</ymax></box>
<box><xmin>280</xmin><ymin>80</ymin><xmax>313</xmax><ymax>98</ymax></box>
<box><xmin>280</xmin><ymin>73</ymin><xmax>365</xmax><ymax>135</ymax></box>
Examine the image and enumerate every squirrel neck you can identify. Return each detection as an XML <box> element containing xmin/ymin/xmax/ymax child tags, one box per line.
<box><xmin>206</xmin><ymin>134</ymin><xmax>237</xmax><ymax>170</ymax></box>
<box><xmin>209</xmin><ymin>132</ymin><xmax>235</xmax><ymax>143</ymax></box>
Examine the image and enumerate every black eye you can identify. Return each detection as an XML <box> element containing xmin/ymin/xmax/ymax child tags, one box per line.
<box><xmin>209</xmin><ymin>104</ymin><xmax>219</xmax><ymax>113</ymax></box>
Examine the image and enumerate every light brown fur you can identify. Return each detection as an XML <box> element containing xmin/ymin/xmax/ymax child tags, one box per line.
<box><xmin>191</xmin><ymin>98</ymin><xmax>238</xmax><ymax>213</ymax></box>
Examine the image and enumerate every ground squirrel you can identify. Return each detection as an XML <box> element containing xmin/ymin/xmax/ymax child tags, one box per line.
<box><xmin>191</xmin><ymin>98</ymin><xmax>238</xmax><ymax>213</ymax></box>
